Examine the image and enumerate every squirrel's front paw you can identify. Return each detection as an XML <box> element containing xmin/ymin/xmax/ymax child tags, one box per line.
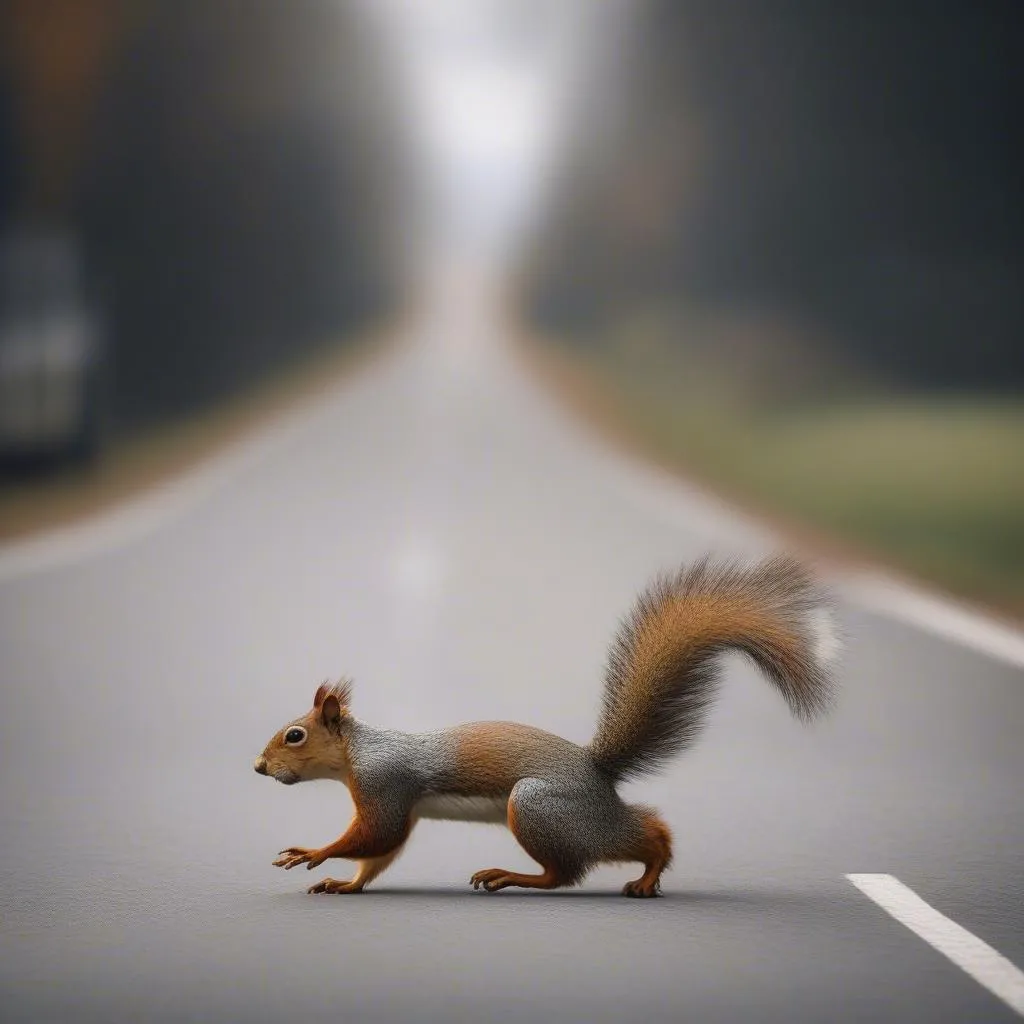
<box><xmin>273</xmin><ymin>846</ymin><xmax>326</xmax><ymax>870</ymax></box>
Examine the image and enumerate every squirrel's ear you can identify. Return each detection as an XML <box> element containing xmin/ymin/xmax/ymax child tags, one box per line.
<box><xmin>313</xmin><ymin>677</ymin><xmax>352</xmax><ymax>709</ymax></box>
<box><xmin>315</xmin><ymin>677</ymin><xmax>352</xmax><ymax>731</ymax></box>
<box><xmin>320</xmin><ymin>693</ymin><xmax>343</xmax><ymax>729</ymax></box>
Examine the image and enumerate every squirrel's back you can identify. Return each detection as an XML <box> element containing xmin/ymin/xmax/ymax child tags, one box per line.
<box><xmin>589</xmin><ymin>553</ymin><xmax>839</xmax><ymax>782</ymax></box>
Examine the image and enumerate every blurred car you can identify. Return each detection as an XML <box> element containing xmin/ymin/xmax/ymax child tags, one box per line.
<box><xmin>0</xmin><ymin>226</ymin><xmax>108</xmax><ymax>464</ymax></box>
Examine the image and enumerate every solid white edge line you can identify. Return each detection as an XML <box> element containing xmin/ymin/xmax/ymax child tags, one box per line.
<box><xmin>605</xmin><ymin>438</ymin><xmax>1024</xmax><ymax>670</ymax></box>
<box><xmin>517</xmin><ymin>339</ymin><xmax>1024</xmax><ymax>672</ymax></box>
<box><xmin>840</xmin><ymin>575</ymin><xmax>1024</xmax><ymax>671</ymax></box>
<box><xmin>847</xmin><ymin>873</ymin><xmax>1024</xmax><ymax>1016</ymax></box>
<box><xmin>0</xmin><ymin>344</ymin><xmax>383</xmax><ymax>583</ymax></box>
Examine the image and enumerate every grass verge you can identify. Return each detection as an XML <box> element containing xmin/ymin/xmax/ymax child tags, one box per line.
<box><xmin>520</xmin><ymin>332</ymin><xmax>1024</xmax><ymax>621</ymax></box>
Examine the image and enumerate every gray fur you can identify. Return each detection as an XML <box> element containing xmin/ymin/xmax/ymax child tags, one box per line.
<box><xmin>508</xmin><ymin>777</ymin><xmax>639</xmax><ymax>885</ymax></box>
<box><xmin>341</xmin><ymin>719</ymin><xmax>646</xmax><ymax>884</ymax></box>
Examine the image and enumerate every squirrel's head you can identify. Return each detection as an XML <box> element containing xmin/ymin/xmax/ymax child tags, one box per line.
<box><xmin>254</xmin><ymin>679</ymin><xmax>353</xmax><ymax>785</ymax></box>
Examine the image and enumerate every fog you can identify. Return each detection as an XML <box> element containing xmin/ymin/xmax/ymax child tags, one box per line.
<box><xmin>1</xmin><ymin>0</ymin><xmax>1021</xmax><ymax>609</ymax></box>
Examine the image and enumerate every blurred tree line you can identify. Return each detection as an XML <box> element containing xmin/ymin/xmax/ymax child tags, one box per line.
<box><xmin>524</xmin><ymin>0</ymin><xmax>1024</xmax><ymax>393</ymax></box>
<box><xmin>0</xmin><ymin>0</ymin><xmax>410</xmax><ymax>432</ymax></box>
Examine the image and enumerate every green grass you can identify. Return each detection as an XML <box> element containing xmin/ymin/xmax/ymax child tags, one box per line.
<box><xmin>542</xmin><ymin>335</ymin><xmax>1024</xmax><ymax>614</ymax></box>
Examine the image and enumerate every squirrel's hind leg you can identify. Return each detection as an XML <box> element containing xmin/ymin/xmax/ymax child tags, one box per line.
<box><xmin>617</xmin><ymin>807</ymin><xmax>673</xmax><ymax>898</ymax></box>
<box><xmin>470</xmin><ymin>778</ymin><xmax>594</xmax><ymax>894</ymax></box>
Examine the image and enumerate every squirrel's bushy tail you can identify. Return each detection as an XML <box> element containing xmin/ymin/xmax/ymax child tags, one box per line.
<box><xmin>589</xmin><ymin>553</ymin><xmax>840</xmax><ymax>783</ymax></box>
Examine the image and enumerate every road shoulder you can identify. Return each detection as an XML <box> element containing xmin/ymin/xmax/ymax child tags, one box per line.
<box><xmin>0</xmin><ymin>320</ymin><xmax>403</xmax><ymax>545</ymax></box>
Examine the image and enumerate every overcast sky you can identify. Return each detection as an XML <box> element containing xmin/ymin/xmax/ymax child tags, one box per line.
<box><xmin>361</xmin><ymin>0</ymin><xmax>619</xmax><ymax>267</ymax></box>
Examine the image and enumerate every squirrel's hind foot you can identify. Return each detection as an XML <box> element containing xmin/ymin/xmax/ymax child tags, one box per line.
<box><xmin>622</xmin><ymin>878</ymin><xmax>662</xmax><ymax>898</ymax></box>
<box><xmin>470</xmin><ymin>868</ymin><xmax>516</xmax><ymax>892</ymax></box>
<box><xmin>307</xmin><ymin>877</ymin><xmax>363</xmax><ymax>895</ymax></box>
<box><xmin>470</xmin><ymin>867</ymin><xmax>563</xmax><ymax>893</ymax></box>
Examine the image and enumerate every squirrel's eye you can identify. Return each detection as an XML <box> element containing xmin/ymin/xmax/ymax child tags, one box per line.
<box><xmin>284</xmin><ymin>727</ymin><xmax>307</xmax><ymax>746</ymax></box>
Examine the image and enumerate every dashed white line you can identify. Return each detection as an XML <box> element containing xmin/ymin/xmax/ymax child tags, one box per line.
<box><xmin>848</xmin><ymin>873</ymin><xmax>1024</xmax><ymax>1016</ymax></box>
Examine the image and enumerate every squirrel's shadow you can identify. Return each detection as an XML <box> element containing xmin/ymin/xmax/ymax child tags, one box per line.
<box><xmin>270</xmin><ymin>887</ymin><xmax>817</xmax><ymax>909</ymax></box>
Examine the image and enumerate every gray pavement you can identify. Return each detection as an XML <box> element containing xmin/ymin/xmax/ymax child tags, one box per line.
<box><xmin>1</xmin><ymin>293</ymin><xmax>1022</xmax><ymax>1022</ymax></box>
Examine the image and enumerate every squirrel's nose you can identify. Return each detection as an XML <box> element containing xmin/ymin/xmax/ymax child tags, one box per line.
<box><xmin>254</xmin><ymin>757</ymin><xmax>269</xmax><ymax>776</ymax></box>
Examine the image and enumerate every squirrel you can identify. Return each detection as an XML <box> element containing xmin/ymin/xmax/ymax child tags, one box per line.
<box><xmin>253</xmin><ymin>553</ymin><xmax>840</xmax><ymax>897</ymax></box>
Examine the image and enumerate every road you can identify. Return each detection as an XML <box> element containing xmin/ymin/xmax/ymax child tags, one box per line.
<box><xmin>1</xmin><ymin>281</ymin><xmax>1022</xmax><ymax>1023</ymax></box>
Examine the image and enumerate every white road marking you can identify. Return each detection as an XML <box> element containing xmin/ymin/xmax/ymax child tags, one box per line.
<box><xmin>597</xmin><ymin>442</ymin><xmax>1024</xmax><ymax>670</ymax></box>
<box><xmin>847</xmin><ymin>873</ymin><xmax>1024</xmax><ymax>1016</ymax></box>
<box><xmin>842</xmin><ymin>575</ymin><xmax>1024</xmax><ymax>672</ymax></box>
<box><xmin>517</xmin><ymin>341</ymin><xmax>1024</xmax><ymax>671</ymax></box>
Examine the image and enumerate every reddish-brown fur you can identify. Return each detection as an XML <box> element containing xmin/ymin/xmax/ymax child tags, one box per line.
<box><xmin>591</xmin><ymin>555</ymin><xmax>835</xmax><ymax>782</ymax></box>
<box><xmin>273</xmin><ymin>778</ymin><xmax>413</xmax><ymax>893</ymax></box>
<box><xmin>448</xmin><ymin>722</ymin><xmax>582</xmax><ymax>795</ymax></box>
<box><xmin>620</xmin><ymin>811</ymin><xmax>674</xmax><ymax>898</ymax></box>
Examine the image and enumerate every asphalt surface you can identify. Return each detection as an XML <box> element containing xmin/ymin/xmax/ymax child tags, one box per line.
<box><xmin>1</xmin><ymin>285</ymin><xmax>1022</xmax><ymax>1023</ymax></box>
